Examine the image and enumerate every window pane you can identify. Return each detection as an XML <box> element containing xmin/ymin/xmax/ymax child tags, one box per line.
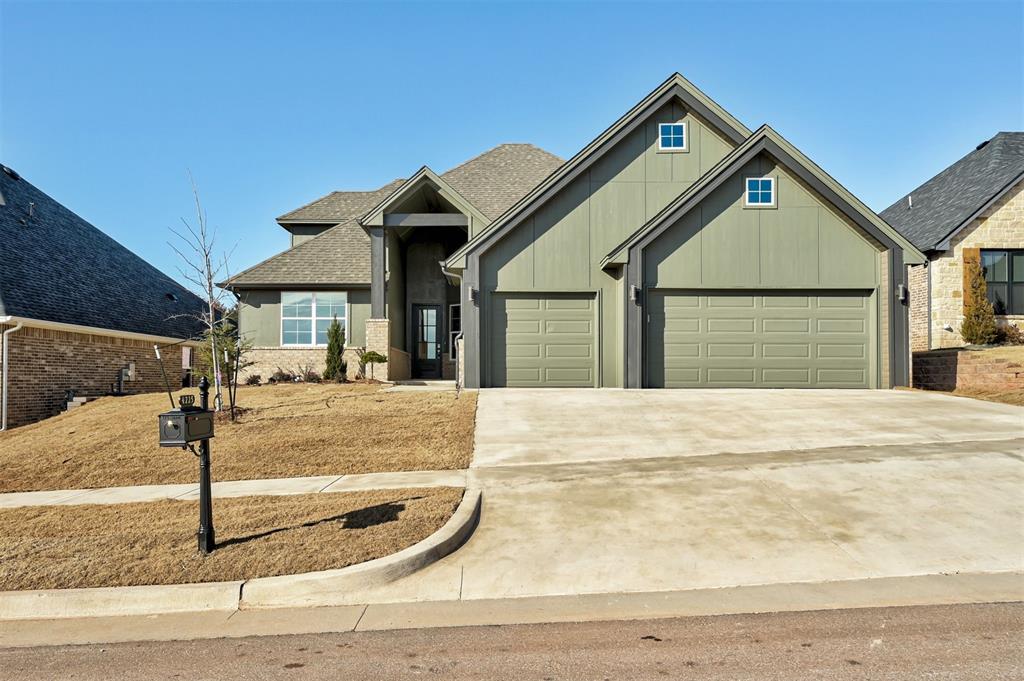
<box><xmin>315</xmin><ymin>318</ymin><xmax>334</xmax><ymax>345</ymax></box>
<box><xmin>282</xmin><ymin>292</ymin><xmax>312</xmax><ymax>318</ymax></box>
<box><xmin>1012</xmin><ymin>253</ymin><xmax>1024</xmax><ymax>283</ymax></box>
<box><xmin>987</xmin><ymin>284</ymin><xmax>1009</xmax><ymax>315</ymax></box>
<box><xmin>982</xmin><ymin>251</ymin><xmax>1008</xmax><ymax>282</ymax></box>
<box><xmin>315</xmin><ymin>292</ymin><xmax>347</xmax><ymax>319</ymax></box>
<box><xmin>760</xmin><ymin>191</ymin><xmax>773</xmax><ymax>204</ymax></box>
<box><xmin>760</xmin><ymin>179</ymin><xmax>772</xmax><ymax>192</ymax></box>
<box><xmin>283</xmin><ymin>319</ymin><xmax>312</xmax><ymax>345</ymax></box>
<box><xmin>672</xmin><ymin>125</ymin><xmax>684</xmax><ymax>136</ymax></box>
<box><xmin>1010</xmin><ymin>284</ymin><xmax>1024</xmax><ymax>315</ymax></box>
<box><xmin>748</xmin><ymin>190</ymin><xmax>760</xmax><ymax>204</ymax></box>
<box><xmin>747</xmin><ymin>179</ymin><xmax>758</xmax><ymax>192</ymax></box>
<box><xmin>450</xmin><ymin>305</ymin><xmax>461</xmax><ymax>332</ymax></box>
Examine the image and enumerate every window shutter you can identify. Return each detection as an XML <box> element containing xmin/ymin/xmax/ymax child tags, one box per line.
<box><xmin>962</xmin><ymin>248</ymin><xmax>981</xmax><ymax>313</ymax></box>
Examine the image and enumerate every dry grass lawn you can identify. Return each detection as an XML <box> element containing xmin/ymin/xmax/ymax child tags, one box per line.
<box><xmin>0</xmin><ymin>383</ymin><xmax>477</xmax><ymax>493</ymax></box>
<box><xmin>0</xmin><ymin>487</ymin><xmax>463</xmax><ymax>590</ymax></box>
<box><xmin>947</xmin><ymin>388</ymin><xmax>1024</xmax><ymax>407</ymax></box>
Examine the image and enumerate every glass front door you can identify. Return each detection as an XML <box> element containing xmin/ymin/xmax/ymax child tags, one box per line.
<box><xmin>412</xmin><ymin>304</ymin><xmax>442</xmax><ymax>379</ymax></box>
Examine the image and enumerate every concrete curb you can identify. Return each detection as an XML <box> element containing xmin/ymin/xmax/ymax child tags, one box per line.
<box><xmin>0</xmin><ymin>581</ymin><xmax>243</xmax><ymax>621</ymax></box>
<box><xmin>239</xmin><ymin>488</ymin><xmax>482</xmax><ymax>609</ymax></box>
<box><xmin>0</xmin><ymin>489</ymin><xmax>481</xmax><ymax>621</ymax></box>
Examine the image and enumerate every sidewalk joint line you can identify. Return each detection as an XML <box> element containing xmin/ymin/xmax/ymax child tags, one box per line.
<box><xmin>352</xmin><ymin>605</ymin><xmax>368</xmax><ymax>631</ymax></box>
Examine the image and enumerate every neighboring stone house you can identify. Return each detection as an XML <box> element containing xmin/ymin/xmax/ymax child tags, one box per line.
<box><xmin>881</xmin><ymin>132</ymin><xmax>1024</xmax><ymax>350</ymax></box>
<box><xmin>226</xmin><ymin>73</ymin><xmax>924</xmax><ymax>389</ymax></box>
<box><xmin>0</xmin><ymin>165</ymin><xmax>207</xmax><ymax>428</ymax></box>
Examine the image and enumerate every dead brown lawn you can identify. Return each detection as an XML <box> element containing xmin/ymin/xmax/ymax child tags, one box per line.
<box><xmin>0</xmin><ymin>487</ymin><xmax>463</xmax><ymax>590</ymax></box>
<box><xmin>0</xmin><ymin>383</ymin><xmax>477</xmax><ymax>493</ymax></box>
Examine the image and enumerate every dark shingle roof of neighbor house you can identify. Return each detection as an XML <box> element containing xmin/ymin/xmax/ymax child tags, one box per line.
<box><xmin>225</xmin><ymin>144</ymin><xmax>563</xmax><ymax>287</ymax></box>
<box><xmin>881</xmin><ymin>132</ymin><xmax>1024</xmax><ymax>252</ymax></box>
<box><xmin>0</xmin><ymin>165</ymin><xmax>207</xmax><ymax>339</ymax></box>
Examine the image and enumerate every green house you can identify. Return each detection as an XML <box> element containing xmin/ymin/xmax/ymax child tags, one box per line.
<box><xmin>223</xmin><ymin>73</ymin><xmax>924</xmax><ymax>389</ymax></box>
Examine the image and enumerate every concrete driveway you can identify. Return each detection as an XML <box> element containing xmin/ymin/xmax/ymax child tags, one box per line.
<box><xmin>474</xmin><ymin>388</ymin><xmax>1024</xmax><ymax>466</ymax></box>
<box><xmin>339</xmin><ymin>389</ymin><xmax>1024</xmax><ymax>605</ymax></box>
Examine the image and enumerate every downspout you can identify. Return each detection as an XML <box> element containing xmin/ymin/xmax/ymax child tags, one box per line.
<box><xmin>1</xmin><ymin>317</ymin><xmax>25</xmax><ymax>431</ymax></box>
<box><xmin>439</xmin><ymin>263</ymin><xmax>464</xmax><ymax>390</ymax></box>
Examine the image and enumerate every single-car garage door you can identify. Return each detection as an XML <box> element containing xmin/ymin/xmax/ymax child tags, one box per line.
<box><xmin>646</xmin><ymin>291</ymin><xmax>874</xmax><ymax>388</ymax></box>
<box><xmin>490</xmin><ymin>293</ymin><xmax>597</xmax><ymax>387</ymax></box>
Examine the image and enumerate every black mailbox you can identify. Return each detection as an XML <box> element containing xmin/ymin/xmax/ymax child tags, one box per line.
<box><xmin>158</xmin><ymin>394</ymin><xmax>214</xmax><ymax>447</ymax></box>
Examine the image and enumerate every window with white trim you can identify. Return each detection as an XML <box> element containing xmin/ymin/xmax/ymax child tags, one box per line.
<box><xmin>449</xmin><ymin>304</ymin><xmax>461</xmax><ymax>360</ymax></box>
<box><xmin>281</xmin><ymin>291</ymin><xmax>347</xmax><ymax>346</ymax></box>
<box><xmin>744</xmin><ymin>176</ymin><xmax>776</xmax><ymax>207</ymax></box>
<box><xmin>658</xmin><ymin>122</ymin><xmax>686</xmax><ymax>151</ymax></box>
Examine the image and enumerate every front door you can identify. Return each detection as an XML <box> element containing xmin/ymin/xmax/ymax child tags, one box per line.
<box><xmin>412</xmin><ymin>304</ymin><xmax>442</xmax><ymax>379</ymax></box>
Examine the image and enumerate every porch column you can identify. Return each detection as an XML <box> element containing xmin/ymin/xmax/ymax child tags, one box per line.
<box><xmin>370</xmin><ymin>226</ymin><xmax>385</xmax><ymax>318</ymax></box>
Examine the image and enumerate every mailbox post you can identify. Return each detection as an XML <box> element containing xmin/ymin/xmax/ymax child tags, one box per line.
<box><xmin>158</xmin><ymin>376</ymin><xmax>216</xmax><ymax>555</ymax></box>
<box><xmin>196</xmin><ymin>377</ymin><xmax>215</xmax><ymax>554</ymax></box>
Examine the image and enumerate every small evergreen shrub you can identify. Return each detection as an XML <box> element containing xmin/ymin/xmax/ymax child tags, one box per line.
<box><xmin>323</xmin><ymin>317</ymin><xmax>346</xmax><ymax>382</ymax></box>
<box><xmin>960</xmin><ymin>258</ymin><xmax>999</xmax><ymax>345</ymax></box>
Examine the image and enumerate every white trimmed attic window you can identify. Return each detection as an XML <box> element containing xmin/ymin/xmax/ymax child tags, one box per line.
<box><xmin>658</xmin><ymin>122</ymin><xmax>687</xmax><ymax>151</ymax></box>
<box><xmin>744</xmin><ymin>176</ymin><xmax>776</xmax><ymax>207</ymax></box>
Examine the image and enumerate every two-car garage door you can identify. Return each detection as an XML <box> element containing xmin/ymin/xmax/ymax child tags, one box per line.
<box><xmin>646</xmin><ymin>291</ymin><xmax>874</xmax><ymax>388</ymax></box>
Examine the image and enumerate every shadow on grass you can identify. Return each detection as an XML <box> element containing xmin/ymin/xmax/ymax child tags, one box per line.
<box><xmin>216</xmin><ymin>497</ymin><xmax>422</xmax><ymax>549</ymax></box>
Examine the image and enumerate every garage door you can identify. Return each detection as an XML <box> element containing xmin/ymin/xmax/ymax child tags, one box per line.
<box><xmin>646</xmin><ymin>291</ymin><xmax>873</xmax><ymax>388</ymax></box>
<box><xmin>490</xmin><ymin>293</ymin><xmax>597</xmax><ymax>387</ymax></box>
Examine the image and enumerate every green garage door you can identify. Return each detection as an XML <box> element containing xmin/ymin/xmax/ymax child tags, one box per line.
<box><xmin>646</xmin><ymin>291</ymin><xmax>874</xmax><ymax>388</ymax></box>
<box><xmin>490</xmin><ymin>293</ymin><xmax>597</xmax><ymax>387</ymax></box>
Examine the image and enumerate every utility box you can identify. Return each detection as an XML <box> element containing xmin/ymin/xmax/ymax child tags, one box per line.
<box><xmin>158</xmin><ymin>395</ymin><xmax>214</xmax><ymax>447</ymax></box>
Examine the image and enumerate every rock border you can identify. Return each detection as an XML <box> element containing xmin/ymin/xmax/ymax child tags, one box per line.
<box><xmin>0</xmin><ymin>488</ymin><xmax>481</xmax><ymax>621</ymax></box>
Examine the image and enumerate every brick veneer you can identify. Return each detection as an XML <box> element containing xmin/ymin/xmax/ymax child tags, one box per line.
<box><xmin>912</xmin><ymin>348</ymin><xmax>1024</xmax><ymax>392</ymax></box>
<box><xmin>243</xmin><ymin>346</ymin><xmax>363</xmax><ymax>383</ymax></box>
<box><xmin>0</xmin><ymin>323</ymin><xmax>188</xmax><ymax>428</ymax></box>
<box><xmin>918</xmin><ymin>181</ymin><xmax>1024</xmax><ymax>349</ymax></box>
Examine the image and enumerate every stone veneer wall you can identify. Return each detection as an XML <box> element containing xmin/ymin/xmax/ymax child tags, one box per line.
<box><xmin>925</xmin><ymin>181</ymin><xmax>1024</xmax><ymax>349</ymax></box>
<box><xmin>912</xmin><ymin>348</ymin><xmax>1024</xmax><ymax>392</ymax></box>
<box><xmin>243</xmin><ymin>346</ymin><xmax>363</xmax><ymax>383</ymax></box>
<box><xmin>0</xmin><ymin>323</ymin><xmax>187</xmax><ymax>428</ymax></box>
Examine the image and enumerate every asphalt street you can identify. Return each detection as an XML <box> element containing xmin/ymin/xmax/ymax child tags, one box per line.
<box><xmin>2</xmin><ymin>603</ymin><xmax>1020</xmax><ymax>680</ymax></box>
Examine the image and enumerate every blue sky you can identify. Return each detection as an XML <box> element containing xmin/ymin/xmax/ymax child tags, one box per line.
<box><xmin>2</xmin><ymin>1</ymin><xmax>1022</xmax><ymax>290</ymax></box>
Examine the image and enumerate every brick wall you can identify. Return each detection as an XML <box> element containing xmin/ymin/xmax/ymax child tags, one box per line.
<box><xmin>908</xmin><ymin>263</ymin><xmax>930</xmax><ymax>352</ymax></box>
<box><xmin>243</xmin><ymin>346</ymin><xmax>363</xmax><ymax>383</ymax></box>
<box><xmin>0</xmin><ymin>323</ymin><xmax>187</xmax><ymax>428</ymax></box>
<box><xmin>928</xmin><ymin>181</ymin><xmax>1024</xmax><ymax>348</ymax></box>
<box><xmin>913</xmin><ymin>348</ymin><xmax>1024</xmax><ymax>392</ymax></box>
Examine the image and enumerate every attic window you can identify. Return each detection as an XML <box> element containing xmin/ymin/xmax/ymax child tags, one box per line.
<box><xmin>658</xmin><ymin>123</ymin><xmax>687</xmax><ymax>151</ymax></box>
<box><xmin>744</xmin><ymin>177</ymin><xmax>776</xmax><ymax>207</ymax></box>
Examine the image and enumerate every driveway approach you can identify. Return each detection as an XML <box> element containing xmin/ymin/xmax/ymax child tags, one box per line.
<box><xmin>339</xmin><ymin>389</ymin><xmax>1023</xmax><ymax>605</ymax></box>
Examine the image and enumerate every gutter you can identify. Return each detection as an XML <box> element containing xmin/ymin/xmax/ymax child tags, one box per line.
<box><xmin>1</xmin><ymin>316</ymin><xmax>24</xmax><ymax>431</ymax></box>
<box><xmin>439</xmin><ymin>263</ymin><xmax>465</xmax><ymax>390</ymax></box>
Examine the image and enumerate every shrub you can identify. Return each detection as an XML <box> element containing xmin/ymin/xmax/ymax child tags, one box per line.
<box><xmin>359</xmin><ymin>351</ymin><xmax>388</xmax><ymax>380</ymax></box>
<box><xmin>269</xmin><ymin>367</ymin><xmax>295</xmax><ymax>384</ymax></box>
<box><xmin>302</xmin><ymin>369</ymin><xmax>322</xmax><ymax>383</ymax></box>
<box><xmin>245</xmin><ymin>374</ymin><xmax>262</xmax><ymax>386</ymax></box>
<box><xmin>323</xmin><ymin>317</ymin><xmax>346</xmax><ymax>382</ymax></box>
<box><xmin>1000</xmin><ymin>323</ymin><xmax>1024</xmax><ymax>346</ymax></box>
<box><xmin>960</xmin><ymin>257</ymin><xmax>999</xmax><ymax>345</ymax></box>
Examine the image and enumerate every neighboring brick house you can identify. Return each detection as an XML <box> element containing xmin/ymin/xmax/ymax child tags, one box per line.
<box><xmin>881</xmin><ymin>132</ymin><xmax>1024</xmax><ymax>350</ymax></box>
<box><xmin>0</xmin><ymin>165</ymin><xmax>207</xmax><ymax>429</ymax></box>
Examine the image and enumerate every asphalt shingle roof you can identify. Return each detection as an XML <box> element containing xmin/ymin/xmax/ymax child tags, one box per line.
<box><xmin>0</xmin><ymin>166</ymin><xmax>207</xmax><ymax>339</ymax></box>
<box><xmin>226</xmin><ymin>144</ymin><xmax>563</xmax><ymax>287</ymax></box>
<box><xmin>880</xmin><ymin>132</ymin><xmax>1024</xmax><ymax>251</ymax></box>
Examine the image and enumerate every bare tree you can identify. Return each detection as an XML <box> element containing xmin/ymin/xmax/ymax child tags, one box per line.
<box><xmin>168</xmin><ymin>171</ymin><xmax>236</xmax><ymax>410</ymax></box>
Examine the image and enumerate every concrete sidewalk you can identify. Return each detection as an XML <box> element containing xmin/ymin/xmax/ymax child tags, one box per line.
<box><xmin>0</xmin><ymin>469</ymin><xmax>467</xmax><ymax>508</ymax></box>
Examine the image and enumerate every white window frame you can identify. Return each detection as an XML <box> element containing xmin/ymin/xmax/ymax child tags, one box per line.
<box><xmin>281</xmin><ymin>291</ymin><xmax>347</xmax><ymax>347</ymax></box>
<box><xmin>743</xmin><ymin>176</ymin><xmax>777</xmax><ymax>208</ymax></box>
<box><xmin>655</xmin><ymin>124</ymin><xmax>688</xmax><ymax>153</ymax></box>
<box><xmin>449</xmin><ymin>303</ymin><xmax>461</xmax><ymax>360</ymax></box>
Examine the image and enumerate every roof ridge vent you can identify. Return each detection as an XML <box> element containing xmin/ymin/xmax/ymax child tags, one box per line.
<box><xmin>976</xmin><ymin>139</ymin><xmax>991</xmax><ymax>151</ymax></box>
<box><xmin>2</xmin><ymin>165</ymin><xmax>20</xmax><ymax>180</ymax></box>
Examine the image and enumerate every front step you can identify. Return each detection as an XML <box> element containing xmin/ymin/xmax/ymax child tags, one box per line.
<box><xmin>65</xmin><ymin>396</ymin><xmax>98</xmax><ymax>411</ymax></box>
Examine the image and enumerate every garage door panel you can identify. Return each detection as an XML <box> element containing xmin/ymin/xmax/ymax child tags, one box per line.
<box><xmin>647</xmin><ymin>291</ymin><xmax>872</xmax><ymax>388</ymax></box>
<box><xmin>491</xmin><ymin>294</ymin><xmax>596</xmax><ymax>387</ymax></box>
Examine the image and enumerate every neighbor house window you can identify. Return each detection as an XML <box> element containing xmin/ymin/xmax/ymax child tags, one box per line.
<box><xmin>281</xmin><ymin>291</ymin><xmax>347</xmax><ymax>346</ymax></box>
<box><xmin>658</xmin><ymin>123</ymin><xmax>686</xmax><ymax>151</ymax></box>
<box><xmin>449</xmin><ymin>304</ymin><xmax>462</xmax><ymax>360</ymax></box>
<box><xmin>745</xmin><ymin>177</ymin><xmax>776</xmax><ymax>207</ymax></box>
<box><xmin>981</xmin><ymin>250</ymin><xmax>1024</xmax><ymax>315</ymax></box>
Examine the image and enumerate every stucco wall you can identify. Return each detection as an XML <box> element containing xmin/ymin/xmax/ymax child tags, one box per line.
<box><xmin>237</xmin><ymin>288</ymin><xmax>370</xmax><ymax>348</ymax></box>
<box><xmin>926</xmin><ymin>181</ymin><xmax>1024</xmax><ymax>348</ymax></box>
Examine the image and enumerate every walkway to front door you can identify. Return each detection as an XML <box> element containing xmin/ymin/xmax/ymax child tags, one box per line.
<box><xmin>412</xmin><ymin>304</ymin><xmax>442</xmax><ymax>379</ymax></box>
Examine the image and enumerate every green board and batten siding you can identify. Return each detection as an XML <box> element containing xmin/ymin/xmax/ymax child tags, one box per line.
<box><xmin>482</xmin><ymin>101</ymin><xmax>737</xmax><ymax>387</ymax></box>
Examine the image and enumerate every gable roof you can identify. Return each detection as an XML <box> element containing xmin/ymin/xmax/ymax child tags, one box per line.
<box><xmin>359</xmin><ymin>166</ymin><xmax>492</xmax><ymax>229</ymax></box>
<box><xmin>603</xmin><ymin>125</ymin><xmax>926</xmax><ymax>265</ymax></box>
<box><xmin>0</xmin><ymin>165</ymin><xmax>207</xmax><ymax>339</ymax></box>
<box><xmin>880</xmin><ymin>132</ymin><xmax>1024</xmax><ymax>252</ymax></box>
<box><xmin>446</xmin><ymin>73</ymin><xmax>753</xmax><ymax>267</ymax></box>
<box><xmin>225</xmin><ymin>144</ymin><xmax>563</xmax><ymax>289</ymax></box>
<box><xmin>277</xmin><ymin>144</ymin><xmax>563</xmax><ymax>225</ymax></box>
